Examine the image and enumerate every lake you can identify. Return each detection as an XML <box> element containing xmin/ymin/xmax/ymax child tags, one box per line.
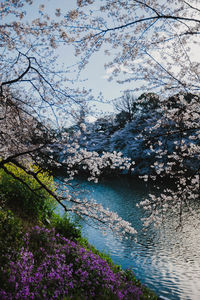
<box><xmin>59</xmin><ymin>177</ymin><xmax>200</xmax><ymax>300</ymax></box>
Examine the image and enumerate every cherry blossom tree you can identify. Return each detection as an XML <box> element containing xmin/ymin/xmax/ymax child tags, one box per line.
<box><xmin>138</xmin><ymin>93</ymin><xmax>200</xmax><ymax>227</ymax></box>
<box><xmin>0</xmin><ymin>1</ymin><xmax>136</xmax><ymax>236</ymax></box>
<box><xmin>64</xmin><ymin>0</ymin><xmax>200</xmax><ymax>227</ymax></box>
<box><xmin>65</xmin><ymin>0</ymin><xmax>200</xmax><ymax>94</ymax></box>
<box><xmin>114</xmin><ymin>92</ymin><xmax>136</xmax><ymax>123</ymax></box>
<box><xmin>114</xmin><ymin>92</ymin><xmax>160</xmax><ymax>127</ymax></box>
<box><xmin>1</xmin><ymin>0</ymin><xmax>200</xmax><ymax>234</ymax></box>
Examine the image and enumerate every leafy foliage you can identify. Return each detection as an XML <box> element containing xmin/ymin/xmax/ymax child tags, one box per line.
<box><xmin>50</xmin><ymin>212</ymin><xmax>82</xmax><ymax>240</ymax></box>
<box><xmin>0</xmin><ymin>163</ymin><xmax>56</xmax><ymax>222</ymax></box>
<box><xmin>0</xmin><ymin>208</ymin><xmax>24</xmax><ymax>286</ymax></box>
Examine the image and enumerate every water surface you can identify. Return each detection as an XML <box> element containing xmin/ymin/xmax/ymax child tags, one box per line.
<box><xmin>61</xmin><ymin>177</ymin><xmax>200</xmax><ymax>299</ymax></box>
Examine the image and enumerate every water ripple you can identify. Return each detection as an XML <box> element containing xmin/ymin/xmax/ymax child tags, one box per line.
<box><xmin>59</xmin><ymin>177</ymin><xmax>200</xmax><ymax>299</ymax></box>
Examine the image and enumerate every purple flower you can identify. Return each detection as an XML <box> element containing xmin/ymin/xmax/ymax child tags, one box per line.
<box><xmin>0</xmin><ymin>226</ymin><xmax>143</xmax><ymax>299</ymax></box>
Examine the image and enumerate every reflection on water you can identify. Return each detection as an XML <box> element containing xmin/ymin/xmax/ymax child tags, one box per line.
<box><xmin>61</xmin><ymin>177</ymin><xmax>200</xmax><ymax>299</ymax></box>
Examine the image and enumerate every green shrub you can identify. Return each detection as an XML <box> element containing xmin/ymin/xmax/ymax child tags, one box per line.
<box><xmin>0</xmin><ymin>209</ymin><xmax>23</xmax><ymax>265</ymax></box>
<box><xmin>0</xmin><ymin>163</ymin><xmax>57</xmax><ymax>222</ymax></box>
<box><xmin>0</xmin><ymin>208</ymin><xmax>24</xmax><ymax>288</ymax></box>
<box><xmin>50</xmin><ymin>212</ymin><xmax>82</xmax><ymax>240</ymax></box>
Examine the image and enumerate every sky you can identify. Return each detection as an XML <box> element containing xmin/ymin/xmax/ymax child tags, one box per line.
<box><xmin>5</xmin><ymin>0</ymin><xmax>200</xmax><ymax>120</ymax></box>
<box><xmin>31</xmin><ymin>0</ymin><xmax>200</xmax><ymax>110</ymax></box>
<box><xmin>24</xmin><ymin>0</ymin><xmax>138</xmax><ymax>115</ymax></box>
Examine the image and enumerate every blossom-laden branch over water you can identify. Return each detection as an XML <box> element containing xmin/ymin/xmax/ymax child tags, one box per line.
<box><xmin>62</xmin><ymin>0</ymin><xmax>200</xmax><ymax>228</ymax></box>
<box><xmin>0</xmin><ymin>0</ymin><xmax>199</xmax><ymax>236</ymax></box>
<box><xmin>0</xmin><ymin>0</ymin><xmax>136</xmax><ymax>235</ymax></box>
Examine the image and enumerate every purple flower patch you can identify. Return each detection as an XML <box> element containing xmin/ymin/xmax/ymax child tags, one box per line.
<box><xmin>0</xmin><ymin>226</ymin><xmax>143</xmax><ymax>299</ymax></box>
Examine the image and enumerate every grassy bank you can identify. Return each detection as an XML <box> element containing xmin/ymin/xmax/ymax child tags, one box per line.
<box><xmin>0</xmin><ymin>163</ymin><xmax>157</xmax><ymax>299</ymax></box>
